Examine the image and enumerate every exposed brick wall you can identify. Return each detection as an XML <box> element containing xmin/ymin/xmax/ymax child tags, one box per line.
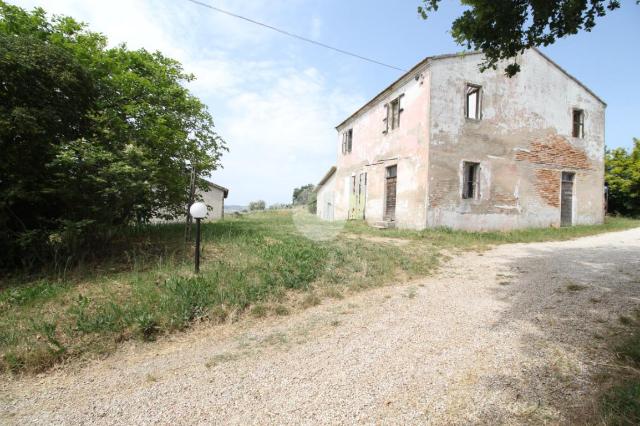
<box><xmin>429</xmin><ymin>178</ymin><xmax>457</xmax><ymax>207</ymax></box>
<box><xmin>515</xmin><ymin>135</ymin><xmax>590</xmax><ymax>208</ymax></box>
<box><xmin>534</xmin><ymin>169</ymin><xmax>560</xmax><ymax>207</ymax></box>
<box><xmin>515</xmin><ymin>135</ymin><xmax>591</xmax><ymax>170</ymax></box>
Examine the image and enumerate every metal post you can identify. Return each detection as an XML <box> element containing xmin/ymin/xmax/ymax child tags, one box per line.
<box><xmin>195</xmin><ymin>218</ymin><xmax>201</xmax><ymax>273</ymax></box>
<box><xmin>185</xmin><ymin>166</ymin><xmax>197</xmax><ymax>243</ymax></box>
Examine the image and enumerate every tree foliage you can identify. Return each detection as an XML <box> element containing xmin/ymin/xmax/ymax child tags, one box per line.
<box><xmin>419</xmin><ymin>0</ymin><xmax>632</xmax><ymax>76</ymax></box>
<box><xmin>307</xmin><ymin>191</ymin><xmax>317</xmax><ymax>215</ymax></box>
<box><xmin>269</xmin><ymin>203</ymin><xmax>291</xmax><ymax>210</ymax></box>
<box><xmin>0</xmin><ymin>2</ymin><xmax>226</xmax><ymax>269</ymax></box>
<box><xmin>248</xmin><ymin>200</ymin><xmax>266</xmax><ymax>211</ymax></box>
<box><xmin>292</xmin><ymin>184</ymin><xmax>315</xmax><ymax>205</ymax></box>
<box><xmin>606</xmin><ymin>139</ymin><xmax>640</xmax><ymax>217</ymax></box>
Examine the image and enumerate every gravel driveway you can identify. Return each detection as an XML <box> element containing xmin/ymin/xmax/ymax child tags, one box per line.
<box><xmin>2</xmin><ymin>228</ymin><xmax>640</xmax><ymax>425</ymax></box>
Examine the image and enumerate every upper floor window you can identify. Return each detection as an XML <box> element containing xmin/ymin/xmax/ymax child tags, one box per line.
<box><xmin>383</xmin><ymin>94</ymin><xmax>404</xmax><ymax>133</ymax></box>
<box><xmin>341</xmin><ymin>128</ymin><xmax>353</xmax><ymax>154</ymax></box>
<box><xmin>462</xmin><ymin>161</ymin><xmax>480</xmax><ymax>199</ymax></box>
<box><xmin>572</xmin><ymin>109</ymin><xmax>584</xmax><ymax>138</ymax></box>
<box><xmin>465</xmin><ymin>84</ymin><xmax>481</xmax><ymax>120</ymax></box>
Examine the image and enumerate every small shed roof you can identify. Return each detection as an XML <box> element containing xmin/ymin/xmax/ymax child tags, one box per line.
<box><xmin>314</xmin><ymin>166</ymin><xmax>336</xmax><ymax>192</ymax></box>
<box><xmin>204</xmin><ymin>179</ymin><xmax>229</xmax><ymax>198</ymax></box>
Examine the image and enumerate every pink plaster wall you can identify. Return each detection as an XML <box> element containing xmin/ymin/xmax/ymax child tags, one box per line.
<box><xmin>333</xmin><ymin>65</ymin><xmax>431</xmax><ymax>229</ymax></box>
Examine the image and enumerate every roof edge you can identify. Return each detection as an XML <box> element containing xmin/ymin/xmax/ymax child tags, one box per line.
<box><xmin>314</xmin><ymin>166</ymin><xmax>336</xmax><ymax>190</ymax></box>
<box><xmin>334</xmin><ymin>57</ymin><xmax>428</xmax><ymax>130</ymax></box>
<box><xmin>531</xmin><ymin>47</ymin><xmax>606</xmax><ymax>106</ymax></box>
<box><xmin>335</xmin><ymin>51</ymin><xmax>483</xmax><ymax>130</ymax></box>
<box><xmin>334</xmin><ymin>48</ymin><xmax>605</xmax><ymax>130</ymax></box>
<box><xmin>203</xmin><ymin>179</ymin><xmax>229</xmax><ymax>198</ymax></box>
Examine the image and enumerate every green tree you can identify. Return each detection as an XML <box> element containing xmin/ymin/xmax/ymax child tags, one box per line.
<box><xmin>307</xmin><ymin>191</ymin><xmax>317</xmax><ymax>215</ymax></box>
<box><xmin>418</xmin><ymin>0</ymin><xmax>634</xmax><ymax>76</ymax></box>
<box><xmin>606</xmin><ymin>139</ymin><xmax>640</xmax><ymax>216</ymax></box>
<box><xmin>292</xmin><ymin>184</ymin><xmax>315</xmax><ymax>205</ymax></box>
<box><xmin>248</xmin><ymin>200</ymin><xmax>266</xmax><ymax>211</ymax></box>
<box><xmin>0</xmin><ymin>2</ymin><xmax>226</xmax><ymax>268</ymax></box>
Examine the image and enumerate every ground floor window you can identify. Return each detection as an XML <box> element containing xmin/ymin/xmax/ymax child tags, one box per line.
<box><xmin>462</xmin><ymin>162</ymin><xmax>480</xmax><ymax>199</ymax></box>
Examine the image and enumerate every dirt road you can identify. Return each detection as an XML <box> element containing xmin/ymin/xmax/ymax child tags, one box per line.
<box><xmin>2</xmin><ymin>228</ymin><xmax>640</xmax><ymax>424</ymax></box>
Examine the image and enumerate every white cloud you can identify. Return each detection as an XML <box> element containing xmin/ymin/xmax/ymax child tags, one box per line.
<box><xmin>11</xmin><ymin>0</ymin><xmax>363</xmax><ymax>205</ymax></box>
<box><xmin>213</xmin><ymin>64</ymin><xmax>363</xmax><ymax>204</ymax></box>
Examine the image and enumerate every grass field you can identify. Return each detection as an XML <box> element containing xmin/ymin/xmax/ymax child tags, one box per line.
<box><xmin>1</xmin><ymin>211</ymin><xmax>638</xmax><ymax>374</ymax></box>
<box><xmin>598</xmin><ymin>310</ymin><xmax>640</xmax><ymax>425</ymax></box>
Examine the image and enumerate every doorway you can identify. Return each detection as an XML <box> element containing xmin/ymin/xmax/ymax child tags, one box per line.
<box><xmin>348</xmin><ymin>172</ymin><xmax>367</xmax><ymax>220</ymax></box>
<box><xmin>560</xmin><ymin>172</ymin><xmax>575</xmax><ymax>227</ymax></box>
<box><xmin>384</xmin><ymin>165</ymin><xmax>397</xmax><ymax>221</ymax></box>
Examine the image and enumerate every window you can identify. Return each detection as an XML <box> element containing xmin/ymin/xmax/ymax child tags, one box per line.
<box><xmin>341</xmin><ymin>129</ymin><xmax>353</xmax><ymax>154</ymax></box>
<box><xmin>465</xmin><ymin>84</ymin><xmax>481</xmax><ymax>120</ymax></box>
<box><xmin>462</xmin><ymin>162</ymin><xmax>480</xmax><ymax>199</ymax></box>
<box><xmin>390</xmin><ymin>97</ymin><xmax>401</xmax><ymax>129</ymax></box>
<box><xmin>572</xmin><ymin>109</ymin><xmax>584</xmax><ymax>138</ymax></box>
<box><xmin>383</xmin><ymin>95</ymin><xmax>404</xmax><ymax>133</ymax></box>
<box><xmin>386</xmin><ymin>165</ymin><xmax>397</xmax><ymax>178</ymax></box>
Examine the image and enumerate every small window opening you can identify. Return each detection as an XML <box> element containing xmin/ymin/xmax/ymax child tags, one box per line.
<box><xmin>572</xmin><ymin>109</ymin><xmax>584</xmax><ymax>138</ymax></box>
<box><xmin>465</xmin><ymin>85</ymin><xmax>481</xmax><ymax>120</ymax></box>
<box><xmin>383</xmin><ymin>95</ymin><xmax>404</xmax><ymax>133</ymax></box>
<box><xmin>386</xmin><ymin>165</ymin><xmax>397</xmax><ymax>178</ymax></box>
<box><xmin>341</xmin><ymin>129</ymin><xmax>353</xmax><ymax>154</ymax></box>
<box><xmin>462</xmin><ymin>162</ymin><xmax>480</xmax><ymax>199</ymax></box>
<box><xmin>383</xmin><ymin>104</ymin><xmax>388</xmax><ymax>133</ymax></box>
<box><xmin>390</xmin><ymin>98</ymin><xmax>400</xmax><ymax>129</ymax></box>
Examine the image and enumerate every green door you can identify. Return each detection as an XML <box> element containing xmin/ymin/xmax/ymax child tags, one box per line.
<box><xmin>348</xmin><ymin>172</ymin><xmax>367</xmax><ymax>219</ymax></box>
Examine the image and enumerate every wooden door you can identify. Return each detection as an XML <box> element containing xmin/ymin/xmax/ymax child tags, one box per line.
<box><xmin>384</xmin><ymin>166</ymin><xmax>397</xmax><ymax>221</ymax></box>
<box><xmin>561</xmin><ymin>172</ymin><xmax>574</xmax><ymax>227</ymax></box>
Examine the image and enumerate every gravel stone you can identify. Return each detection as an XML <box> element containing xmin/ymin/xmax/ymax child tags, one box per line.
<box><xmin>1</xmin><ymin>228</ymin><xmax>639</xmax><ymax>424</ymax></box>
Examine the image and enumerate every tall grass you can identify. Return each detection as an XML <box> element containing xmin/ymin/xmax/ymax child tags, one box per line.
<box><xmin>0</xmin><ymin>211</ymin><xmax>438</xmax><ymax>373</ymax></box>
<box><xmin>346</xmin><ymin>216</ymin><xmax>640</xmax><ymax>247</ymax></box>
<box><xmin>0</xmin><ymin>212</ymin><xmax>638</xmax><ymax>373</ymax></box>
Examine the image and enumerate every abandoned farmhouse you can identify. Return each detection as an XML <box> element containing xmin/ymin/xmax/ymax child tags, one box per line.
<box><xmin>315</xmin><ymin>49</ymin><xmax>605</xmax><ymax>231</ymax></box>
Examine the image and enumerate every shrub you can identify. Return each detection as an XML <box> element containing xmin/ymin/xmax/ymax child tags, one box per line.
<box><xmin>248</xmin><ymin>200</ymin><xmax>266</xmax><ymax>211</ymax></box>
<box><xmin>0</xmin><ymin>2</ymin><xmax>226</xmax><ymax>270</ymax></box>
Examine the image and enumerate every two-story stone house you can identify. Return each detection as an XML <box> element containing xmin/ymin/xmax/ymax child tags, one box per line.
<box><xmin>315</xmin><ymin>49</ymin><xmax>605</xmax><ymax>231</ymax></box>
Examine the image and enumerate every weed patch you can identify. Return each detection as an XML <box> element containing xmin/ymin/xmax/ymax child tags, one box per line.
<box><xmin>620</xmin><ymin>315</ymin><xmax>634</xmax><ymax>326</ymax></box>
<box><xmin>274</xmin><ymin>304</ymin><xmax>290</xmax><ymax>316</ymax></box>
<box><xmin>302</xmin><ymin>293</ymin><xmax>321</xmax><ymax>308</ymax></box>
<box><xmin>598</xmin><ymin>311</ymin><xmax>640</xmax><ymax>424</ymax></box>
<box><xmin>205</xmin><ymin>352</ymin><xmax>242</xmax><ymax>368</ymax></box>
<box><xmin>567</xmin><ymin>283</ymin><xmax>587</xmax><ymax>292</ymax></box>
<box><xmin>250</xmin><ymin>304</ymin><xmax>268</xmax><ymax>318</ymax></box>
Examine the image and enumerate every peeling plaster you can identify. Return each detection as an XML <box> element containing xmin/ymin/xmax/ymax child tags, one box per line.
<box><xmin>320</xmin><ymin>49</ymin><xmax>604</xmax><ymax>231</ymax></box>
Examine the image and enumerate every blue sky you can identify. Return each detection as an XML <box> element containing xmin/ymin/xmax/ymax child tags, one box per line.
<box><xmin>13</xmin><ymin>0</ymin><xmax>640</xmax><ymax>205</ymax></box>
